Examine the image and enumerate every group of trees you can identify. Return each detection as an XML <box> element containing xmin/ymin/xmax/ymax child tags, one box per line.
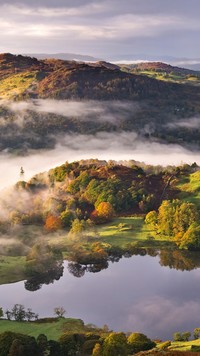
<box><xmin>0</xmin><ymin>329</ymin><xmax>156</xmax><ymax>356</ymax></box>
<box><xmin>145</xmin><ymin>199</ymin><xmax>200</xmax><ymax>249</ymax></box>
<box><xmin>0</xmin><ymin>305</ymin><xmax>66</xmax><ymax>322</ymax></box>
<box><xmin>4</xmin><ymin>160</ymin><xmax>179</xmax><ymax>228</ymax></box>
<box><xmin>2</xmin><ymin>304</ymin><xmax>38</xmax><ymax>322</ymax></box>
<box><xmin>173</xmin><ymin>328</ymin><xmax>200</xmax><ymax>342</ymax></box>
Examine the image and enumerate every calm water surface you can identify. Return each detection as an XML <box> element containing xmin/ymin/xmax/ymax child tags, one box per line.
<box><xmin>1</xmin><ymin>255</ymin><xmax>200</xmax><ymax>339</ymax></box>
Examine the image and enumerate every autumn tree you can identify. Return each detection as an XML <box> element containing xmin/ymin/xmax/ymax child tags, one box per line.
<box><xmin>44</xmin><ymin>215</ymin><xmax>62</xmax><ymax>232</ymax></box>
<box><xmin>92</xmin><ymin>343</ymin><xmax>102</xmax><ymax>356</ymax></box>
<box><xmin>145</xmin><ymin>210</ymin><xmax>157</xmax><ymax>230</ymax></box>
<box><xmin>91</xmin><ymin>202</ymin><xmax>114</xmax><ymax>224</ymax></box>
<box><xmin>180</xmin><ymin>224</ymin><xmax>200</xmax><ymax>250</ymax></box>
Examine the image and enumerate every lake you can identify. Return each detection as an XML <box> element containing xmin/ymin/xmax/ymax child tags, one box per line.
<box><xmin>1</xmin><ymin>253</ymin><xmax>200</xmax><ymax>340</ymax></box>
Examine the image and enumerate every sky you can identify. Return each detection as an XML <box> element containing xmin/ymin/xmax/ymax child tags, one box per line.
<box><xmin>0</xmin><ymin>0</ymin><xmax>199</xmax><ymax>59</ymax></box>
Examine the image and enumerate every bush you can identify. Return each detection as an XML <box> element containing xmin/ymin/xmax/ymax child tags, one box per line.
<box><xmin>127</xmin><ymin>332</ymin><xmax>156</xmax><ymax>353</ymax></box>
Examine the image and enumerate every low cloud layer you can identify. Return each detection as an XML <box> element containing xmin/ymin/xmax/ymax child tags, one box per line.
<box><xmin>6</xmin><ymin>99</ymin><xmax>138</xmax><ymax>125</ymax></box>
<box><xmin>167</xmin><ymin>117</ymin><xmax>200</xmax><ymax>129</ymax></box>
<box><xmin>0</xmin><ymin>131</ymin><xmax>199</xmax><ymax>190</ymax></box>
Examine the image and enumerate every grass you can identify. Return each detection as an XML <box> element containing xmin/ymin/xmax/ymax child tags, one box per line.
<box><xmin>0</xmin><ymin>317</ymin><xmax>95</xmax><ymax>340</ymax></box>
<box><xmin>133</xmin><ymin>70</ymin><xmax>200</xmax><ymax>85</ymax></box>
<box><xmin>0</xmin><ymin>71</ymin><xmax>38</xmax><ymax>99</ymax></box>
<box><xmin>0</xmin><ymin>256</ymin><xmax>26</xmax><ymax>284</ymax></box>
<box><xmin>96</xmin><ymin>216</ymin><xmax>172</xmax><ymax>249</ymax></box>
<box><xmin>176</xmin><ymin>171</ymin><xmax>200</xmax><ymax>208</ymax></box>
<box><xmin>168</xmin><ymin>339</ymin><xmax>200</xmax><ymax>352</ymax></box>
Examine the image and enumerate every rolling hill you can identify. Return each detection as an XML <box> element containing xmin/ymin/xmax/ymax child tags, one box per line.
<box><xmin>0</xmin><ymin>53</ymin><xmax>199</xmax><ymax>152</ymax></box>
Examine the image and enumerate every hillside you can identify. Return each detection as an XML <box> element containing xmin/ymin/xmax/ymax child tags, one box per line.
<box><xmin>0</xmin><ymin>54</ymin><xmax>199</xmax><ymax>152</ymax></box>
<box><xmin>123</xmin><ymin>61</ymin><xmax>200</xmax><ymax>75</ymax></box>
<box><xmin>0</xmin><ymin>53</ymin><xmax>192</xmax><ymax>101</ymax></box>
<box><xmin>1</xmin><ymin>159</ymin><xmax>199</xmax><ymax>238</ymax></box>
<box><xmin>120</xmin><ymin>61</ymin><xmax>200</xmax><ymax>85</ymax></box>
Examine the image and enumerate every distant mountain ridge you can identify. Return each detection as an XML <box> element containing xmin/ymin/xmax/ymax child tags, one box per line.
<box><xmin>123</xmin><ymin>61</ymin><xmax>200</xmax><ymax>75</ymax></box>
<box><xmin>0</xmin><ymin>52</ymin><xmax>197</xmax><ymax>101</ymax></box>
<box><xmin>24</xmin><ymin>52</ymin><xmax>101</xmax><ymax>62</ymax></box>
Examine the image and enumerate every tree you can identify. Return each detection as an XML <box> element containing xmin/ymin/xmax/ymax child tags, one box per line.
<box><xmin>145</xmin><ymin>210</ymin><xmax>157</xmax><ymax>229</ymax></box>
<box><xmin>92</xmin><ymin>343</ymin><xmax>102</xmax><ymax>356</ymax></box>
<box><xmin>20</xmin><ymin>167</ymin><xmax>24</xmax><ymax>179</ymax></box>
<box><xmin>182</xmin><ymin>332</ymin><xmax>191</xmax><ymax>341</ymax></box>
<box><xmin>127</xmin><ymin>332</ymin><xmax>155</xmax><ymax>353</ymax></box>
<box><xmin>37</xmin><ymin>334</ymin><xmax>48</xmax><ymax>354</ymax></box>
<box><xmin>8</xmin><ymin>339</ymin><xmax>25</xmax><ymax>356</ymax></box>
<box><xmin>0</xmin><ymin>332</ymin><xmax>40</xmax><ymax>356</ymax></box>
<box><xmin>96</xmin><ymin>202</ymin><xmax>114</xmax><ymax>221</ymax></box>
<box><xmin>60</xmin><ymin>210</ymin><xmax>74</xmax><ymax>228</ymax></box>
<box><xmin>180</xmin><ymin>225</ymin><xmax>200</xmax><ymax>250</ymax></box>
<box><xmin>194</xmin><ymin>328</ymin><xmax>200</xmax><ymax>339</ymax></box>
<box><xmin>54</xmin><ymin>307</ymin><xmax>66</xmax><ymax>318</ymax></box>
<box><xmin>103</xmin><ymin>332</ymin><xmax>128</xmax><ymax>356</ymax></box>
<box><xmin>91</xmin><ymin>202</ymin><xmax>114</xmax><ymax>224</ymax></box>
<box><xmin>59</xmin><ymin>333</ymin><xmax>85</xmax><ymax>355</ymax></box>
<box><xmin>25</xmin><ymin>308</ymin><xmax>36</xmax><ymax>322</ymax></box>
<box><xmin>11</xmin><ymin>304</ymin><xmax>26</xmax><ymax>322</ymax></box>
<box><xmin>44</xmin><ymin>215</ymin><xmax>62</xmax><ymax>232</ymax></box>
<box><xmin>5</xmin><ymin>310</ymin><xmax>12</xmax><ymax>321</ymax></box>
<box><xmin>70</xmin><ymin>219</ymin><xmax>86</xmax><ymax>234</ymax></box>
<box><xmin>173</xmin><ymin>332</ymin><xmax>183</xmax><ymax>342</ymax></box>
<box><xmin>0</xmin><ymin>307</ymin><xmax>3</xmax><ymax>318</ymax></box>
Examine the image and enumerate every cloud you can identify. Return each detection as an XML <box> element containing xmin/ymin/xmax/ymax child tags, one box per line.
<box><xmin>0</xmin><ymin>0</ymin><xmax>199</xmax><ymax>56</ymax></box>
<box><xmin>124</xmin><ymin>295</ymin><xmax>200</xmax><ymax>338</ymax></box>
<box><xmin>167</xmin><ymin>117</ymin><xmax>200</xmax><ymax>129</ymax></box>
<box><xmin>4</xmin><ymin>99</ymin><xmax>140</xmax><ymax>126</ymax></box>
<box><xmin>0</xmin><ymin>130</ymin><xmax>199</xmax><ymax>190</ymax></box>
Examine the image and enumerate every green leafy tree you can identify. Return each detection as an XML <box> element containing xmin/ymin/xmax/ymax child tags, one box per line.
<box><xmin>60</xmin><ymin>210</ymin><xmax>74</xmax><ymax>228</ymax></box>
<box><xmin>103</xmin><ymin>332</ymin><xmax>128</xmax><ymax>356</ymax></box>
<box><xmin>145</xmin><ymin>210</ymin><xmax>158</xmax><ymax>229</ymax></box>
<box><xmin>0</xmin><ymin>307</ymin><xmax>3</xmax><ymax>318</ymax></box>
<box><xmin>180</xmin><ymin>225</ymin><xmax>200</xmax><ymax>250</ymax></box>
<box><xmin>127</xmin><ymin>332</ymin><xmax>155</xmax><ymax>353</ymax></box>
<box><xmin>194</xmin><ymin>328</ymin><xmax>200</xmax><ymax>340</ymax></box>
<box><xmin>173</xmin><ymin>332</ymin><xmax>183</xmax><ymax>342</ymax></box>
<box><xmin>11</xmin><ymin>304</ymin><xmax>26</xmax><ymax>322</ymax></box>
<box><xmin>182</xmin><ymin>332</ymin><xmax>191</xmax><ymax>341</ymax></box>
<box><xmin>37</xmin><ymin>334</ymin><xmax>48</xmax><ymax>354</ymax></box>
<box><xmin>0</xmin><ymin>332</ymin><xmax>40</xmax><ymax>356</ymax></box>
<box><xmin>59</xmin><ymin>333</ymin><xmax>85</xmax><ymax>355</ymax></box>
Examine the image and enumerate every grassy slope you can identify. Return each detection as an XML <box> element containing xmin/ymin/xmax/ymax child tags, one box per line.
<box><xmin>0</xmin><ymin>71</ymin><xmax>38</xmax><ymax>99</ymax></box>
<box><xmin>96</xmin><ymin>216</ymin><xmax>173</xmax><ymax>249</ymax></box>
<box><xmin>0</xmin><ymin>256</ymin><xmax>26</xmax><ymax>284</ymax></box>
<box><xmin>157</xmin><ymin>339</ymin><xmax>200</xmax><ymax>352</ymax></box>
<box><xmin>134</xmin><ymin>71</ymin><xmax>200</xmax><ymax>85</ymax></box>
<box><xmin>0</xmin><ymin>318</ymin><xmax>94</xmax><ymax>340</ymax></box>
<box><xmin>176</xmin><ymin>171</ymin><xmax>200</xmax><ymax>208</ymax></box>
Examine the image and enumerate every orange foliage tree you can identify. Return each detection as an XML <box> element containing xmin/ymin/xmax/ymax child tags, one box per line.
<box><xmin>44</xmin><ymin>215</ymin><xmax>62</xmax><ymax>232</ymax></box>
<box><xmin>91</xmin><ymin>202</ymin><xmax>114</xmax><ymax>224</ymax></box>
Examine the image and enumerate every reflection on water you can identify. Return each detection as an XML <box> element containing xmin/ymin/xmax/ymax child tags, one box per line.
<box><xmin>23</xmin><ymin>247</ymin><xmax>200</xmax><ymax>290</ymax></box>
<box><xmin>66</xmin><ymin>248</ymin><xmax>200</xmax><ymax>279</ymax></box>
<box><xmin>1</xmin><ymin>249</ymin><xmax>200</xmax><ymax>339</ymax></box>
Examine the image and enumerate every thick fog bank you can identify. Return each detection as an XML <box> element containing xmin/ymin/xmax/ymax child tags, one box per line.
<box><xmin>0</xmin><ymin>131</ymin><xmax>199</xmax><ymax>189</ymax></box>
